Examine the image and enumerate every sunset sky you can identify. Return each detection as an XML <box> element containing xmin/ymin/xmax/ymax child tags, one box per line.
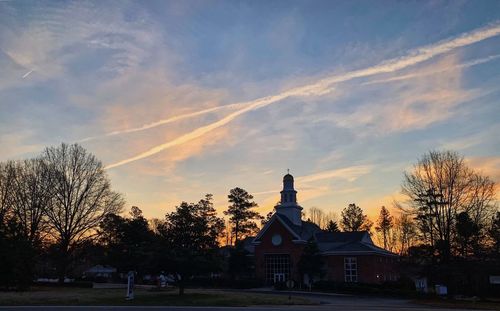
<box><xmin>1</xmin><ymin>1</ymin><xmax>499</xmax><ymax>220</ymax></box>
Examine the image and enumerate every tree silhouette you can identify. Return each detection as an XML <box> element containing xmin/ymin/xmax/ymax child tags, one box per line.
<box><xmin>375</xmin><ymin>206</ymin><xmax>394</xmax><ymax>250</ymax></box>
<box><xmin>340</xmin><ymin>203</ymin><xmax>372</xmax><ymax>232</ymax></box>
<box><xmin>298</xmin><ymin>241</ymin><xmax>324</xmax><ymax>286</ymax></box>
<box><xmin>42</xmin><ymin>143</ymin><xmax>124</xmax><ymax>282</ymax></box>
<box><xmin>325</xmin><ymin>220</ymin><xmax>340</xmax><ymax>232</ymax></box>
<box><xmin>489</xmin><ymin>212</ymin><xmax>500</xmax><ymax>256</ymax></box>
<box><xmin>402</xmin><ymin>150</ymin><xmax>496</xmax><ymax>261</ymax></box>
<box><xmin>224</xmin><ymin>187</ymin><xmax>262</xmax><ymax>245</ymax></box>
<box><xmin>455</xmin><ymin>211</ymin><xmax>480</xmax><ymax>257</ymax></box>
<box><xmin>159</xmin><ymin>197</ymin><xmax>224</xmax><ymax>295</ymax></box>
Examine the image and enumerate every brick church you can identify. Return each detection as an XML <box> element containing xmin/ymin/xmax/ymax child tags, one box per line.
<box><xmin>250</xmin><ymin>172</ymin><xmax>398</xmax><ymax>285</ymax></box>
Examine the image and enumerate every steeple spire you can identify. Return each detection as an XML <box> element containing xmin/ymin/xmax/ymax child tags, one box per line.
<box><xmin>275</xmin><ymin>171</ymin><xmax>303</xmax><ymax>226</ymax></box>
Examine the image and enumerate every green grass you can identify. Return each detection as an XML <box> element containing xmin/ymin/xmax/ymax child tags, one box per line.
<box><xmin>0</xmin><ymin>287</ymin><xmax>315</xmax><ymax>306</ymax></box>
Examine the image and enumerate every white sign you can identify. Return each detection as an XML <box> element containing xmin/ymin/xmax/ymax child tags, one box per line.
<box><xmin>489</xmin><ymin>276</ymin><xmax>500</xmax><ymax>284</ymax></box>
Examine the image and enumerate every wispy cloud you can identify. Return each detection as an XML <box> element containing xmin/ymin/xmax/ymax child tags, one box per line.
<box><xmin>440</xmin><ymin>124</ymin><xmax>500</xmax><ymax>151</ymax></box>
<box><xmin>105</xmin><ymin>22</ymin><xmax>500</xmax><ymax>169</ymax></box>
<box><xmin>363</xmin><ymin>54</ymin><xmax>500</xmax><ymax>85</ymax></box>
<box><xmin>253</xmin><ymin>165</ymin><xmax>372</xmax><ymax>212</ymax></box>
<box><xmin>79</xmin><ymin>103</ymin><xmax>241</xmax><ymax>142</ymax></box>
<box><xmin>466</xmin><ymin>156</ymin><xmax>500</xmax><ymax>182</ymax></box>
<box><xmin>297</xmin><ymin>165</ymin><xmax>373</xmax><ymax>183</ymax></box>
<box><xmin>316</xmin><ymin>53</ymin><xmax>486</xmax><ymax>135</ymax></box>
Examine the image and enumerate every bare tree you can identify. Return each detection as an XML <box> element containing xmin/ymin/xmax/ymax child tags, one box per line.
<box><xmin>42</xmin><ymin>143</ymin><xmax>124</xmax><ymax>281</ymax></box>
<box><xmin>8</xmin><ymin>158</ymin><xmax>52</xmax><ymax>244</ymax></box>
<box><xmin>401</xmin><ymin>150</ymin><xmax>497</xmax><ymax>260</ymax></box>
<box><xmin>307</xmin><ymin>207</ymin><xmax>325</xmax><ymax>228</ymax></box>
<box><xmin>0</xmin><ymin>162</ymin><xmax>16</xmax><ymax>225</ymax></box>
<box><xmin>306</xmin><ymin>207</ymin><xmax>338</xmax><ymax>229</ymax></box>
<box><xmin>393</xmin><ymin>212</ymin><xmax>416</xmax><ymax>255</ymax></box>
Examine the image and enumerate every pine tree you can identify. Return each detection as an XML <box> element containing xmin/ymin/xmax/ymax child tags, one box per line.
<box><xmin>224</xmin><ymin>187</ymin><xmax>262</xmax><ymax>245</ymax></box>
<box><xmin>325</xmin><ymin>220</ymin><xmax>340</xmax><ymax>232</ymax></box>
<box><xmin>375</xmin><ymin>206</ymin><xmax>394</xmax><ymax>250</ymax></box>
<box><xmin>340</xmin><ymin>203</ymin><xmax>372</xmax><ymax>232</ymax></box>
<box><xmin>298</xmin><ymin>241</ymin><xmax>324</xmax><ymax>286</ymax></box>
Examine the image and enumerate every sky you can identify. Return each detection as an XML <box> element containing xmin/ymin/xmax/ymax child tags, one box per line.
<box><xmin>1</xmin><ymin>0</ymin><xmax>499</xmax><ymax>221</ymax></box>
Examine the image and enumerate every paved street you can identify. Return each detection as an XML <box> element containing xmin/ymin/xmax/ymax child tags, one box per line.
<box><xmin>0</xmin><ymin>306</ymin><xmax>488</xmax><ymax>311</ymax></box>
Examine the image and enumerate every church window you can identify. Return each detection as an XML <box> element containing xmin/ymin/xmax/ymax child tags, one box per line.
<box><xmin>344</xmin><ymin>257</ymin><xmax>358</xmax><ymax>282</ymax></box>
<box><xmin>265</xmin><ymin>254</ymin><xmax>290</xmax><ymax>284</ymax></box>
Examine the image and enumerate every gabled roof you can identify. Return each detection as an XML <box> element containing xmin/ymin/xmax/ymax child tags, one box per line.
<box><xmin>315</xmin><ymin>231</ymin><xmax>397</xmax><ymax>256</ymax></box>
<box><xmin>253</xmin><ymin>213</ymin><xmax>322</xmax><ymax>244</ymax></box>
<box><xmin>253</xmin><ymin>213</ymin><xmax>301</xmax><ymax>242</ymax></box>
<box><xmin>315</xmin><ymin>231</ymin><xmax>371</xmax><ymax>243</ymax></box>
<box><xmin>276</xmin><ymin>213</ymin><xmax>321</xmax><ymax>241</ymax></box>
<box><xmin>251</xmin><ymin>213</ymin><xmax>397</xmax><ymax>257</ymax></box>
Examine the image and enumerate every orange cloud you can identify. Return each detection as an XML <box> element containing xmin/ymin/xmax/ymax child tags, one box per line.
<box><xmin>466</xmin><ymin>156</ymin><xmax>500</xmax><ymax>183</ymax></box>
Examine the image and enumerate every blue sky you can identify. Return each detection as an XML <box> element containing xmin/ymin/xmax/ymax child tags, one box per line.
<box><xmin>1</xmin><ymin>0</ymin><xmax>499</xmax><ymax>219</ymax></box>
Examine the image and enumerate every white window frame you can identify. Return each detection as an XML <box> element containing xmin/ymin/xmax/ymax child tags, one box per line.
<box><xmin>344</xmin><ymin>257</ymin><xmax>358</xmax><ymax>282</ymax></box>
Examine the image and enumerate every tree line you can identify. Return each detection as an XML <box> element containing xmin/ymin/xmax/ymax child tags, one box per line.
<box><xmin>0</xmin><ymin>144</ymin><xmax>123</xmax><ymax>289</ymax></box>
<box><xmin>1</xmin><ymin>144</ymin><xmax>498</xmax><ymax>294</ymax></box>
<box><xmin>0</xmin><ymin>143</ymin><xmax>265</xmax><ymax>291</ymax></box>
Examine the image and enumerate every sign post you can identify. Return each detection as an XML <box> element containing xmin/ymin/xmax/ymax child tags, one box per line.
<box><xmin>126</xmin><ymin>271</ymin><xmax>135</xmax><ymax>300</ymax></box>
<box><xmin>286</xmin><ymin>279</ymin><xmax>294</xmax><ymax>303</ymax></box>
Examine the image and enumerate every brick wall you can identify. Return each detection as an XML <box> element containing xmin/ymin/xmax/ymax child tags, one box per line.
<box><xmin>254</xmin><ymin>219</ymin><xmax>305</xmax><ymax>283</ymax></box>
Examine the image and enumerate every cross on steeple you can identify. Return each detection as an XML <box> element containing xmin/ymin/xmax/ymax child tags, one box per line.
<box><xmin>287</xmin><ymin>168</ymin><xmax>290</xmax><ymax>174</ymax></box>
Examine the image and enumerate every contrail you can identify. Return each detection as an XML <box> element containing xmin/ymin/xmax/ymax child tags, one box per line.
<box><xmin>105</xmin><ymin>22</ymin><xmax>500</xmax><ymax>170</ymax></box>
<box><xmin>105</xmin><ymin>89</ymin><xmax>319</xmax><ymax>169</ymax></box>
<box><xmin>79</xmin><ymin>103</ymin><xmax>242</xmax><ymax>142</ymax></box>
<box><xmin>22</xmin><ymin>70</ymin><xmax>33</xmax><ymax>78</ymax></box>
<box><xmin>363</xmin><ymin>54</ymin><xmax>500</xmax><ymax>85</ymax></box>
<box><xmin>297</xmin><ymin>165</ymin><xmax>373</xmax><ymax>183</ymax></box>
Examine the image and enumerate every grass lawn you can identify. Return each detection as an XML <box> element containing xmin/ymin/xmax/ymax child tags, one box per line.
<box><xmin>0</xmin><ymin>286</ymin><xmax>315</xmax><ymax>306</ymax></box>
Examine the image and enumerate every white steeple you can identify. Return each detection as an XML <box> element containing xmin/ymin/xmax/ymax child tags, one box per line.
<box><xmin>275</xmin><ymin>171</ymin><xmax>303</xmax><ymax>226</ymax></box>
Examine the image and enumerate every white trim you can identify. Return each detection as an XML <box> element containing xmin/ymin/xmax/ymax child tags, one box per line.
<box><xmin>253</xmin><ymin>213</ymin><xmax>302</xmax><ymax>243</ymax></box>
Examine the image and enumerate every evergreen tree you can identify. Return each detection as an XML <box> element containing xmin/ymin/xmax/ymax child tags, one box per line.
<box><xmin>298</xmin><ymin>241</ymin><xmax>324</xmax><ymax>286</ymax></box>
<box><xmin>325</xmin><ymin>220</ymin><xmax>340</xmax><ymax>232</ymax></box>
<box><xmin>340</xmin><ymin>203</ymin><xmax>372</xmax><ymax>232</ymax></box>
<box><xmin>159</xmin><ymin>198</ymin><xmax>224</xmax><ymax>295</ymax></box>
<box><xmin>488</xmin><ymin>212</ymin><xmax>500</xmax><ymax>257</ymax></box>
<box><xmin>261</xmin><ymin>211</ymin><xmax>274</xmax><ymax>227</ymax></box>
<box><xmin>375</xmin><ymin>206</ymin><xmax>394</xmax><ymax>249</ymax></box>
<box><xmin>224</xmin><ymin>187</ymin><xmax>262</xmax><ymax>245</ymax></box>
<box><xmin>455</xmin><ymin>211</ymin><xmax>480</xmax><ymax>257</ymax></box>
<box><xmin>98</xmin><ymin>206</ymin><xmax>155</xmax><ymax>276</ymax></box>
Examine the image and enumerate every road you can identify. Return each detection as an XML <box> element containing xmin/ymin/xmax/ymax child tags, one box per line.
<box><xmin>0</xmin><ymin>305</ymin><xmax>488</xmax><ymax>311</ymax></box>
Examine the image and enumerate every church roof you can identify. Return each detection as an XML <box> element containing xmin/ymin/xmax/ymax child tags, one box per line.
<box><xmin>253</xmin><ymin>213</ymin><xmax>321</xmax><ymax>243</ymax></box>
<box><xmin>283</xmin><ymin>173</ymin><xmax>294</xmax><ymax>181</ymax></box>
<box><xmin>314</xmin><ymin>231</ymin><xmax>397</xmax><ymax>256</ymax></box>
<box><xmin>315</xmin><ymin>231</ymin><xmax>370</xmax><ymax>243</ymax></box>
<box><xmin>276</xmin><ymin>213</ymin><xmax>322</xmax><ymax>240</ymax></box>
<box><xmin>251</xmin><ymin>216</ymin><xmax>397</xmax><ymax>256</ymax></box>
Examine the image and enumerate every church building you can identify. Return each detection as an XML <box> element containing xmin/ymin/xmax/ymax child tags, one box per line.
<box><xmin>251</xmin><ymin>173</ymin><xmax>399</xmax><ymax>285</ymax></box>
